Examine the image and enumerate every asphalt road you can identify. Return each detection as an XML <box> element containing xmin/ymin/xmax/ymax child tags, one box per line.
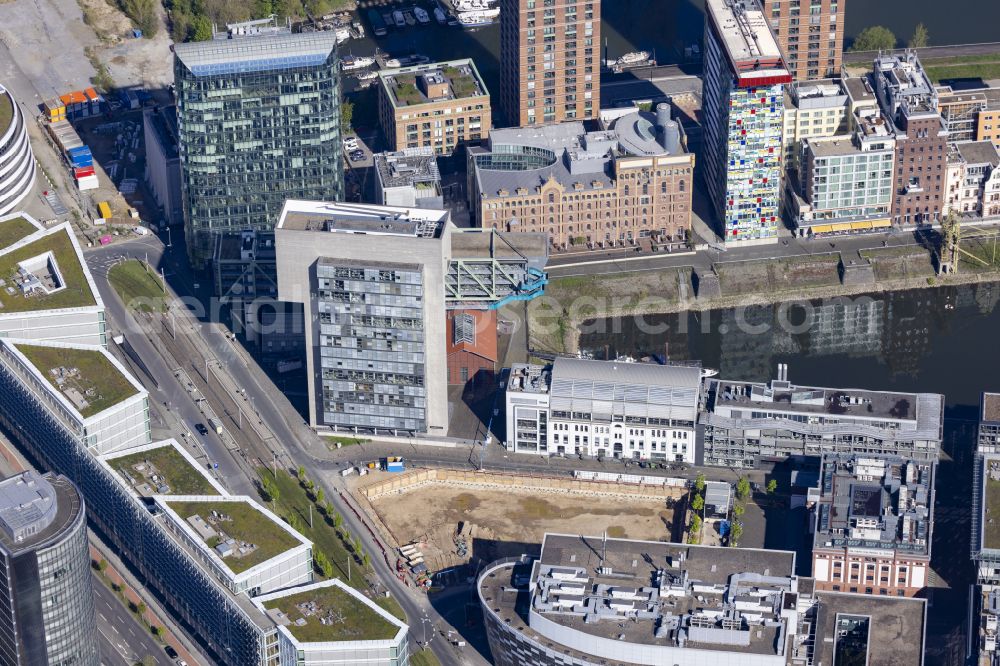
<box><xmin>843</xmin><ymin>42</ymin><xmax>1000</xmax><ymax>64</ymax></box>
<box><xmin>94</xmin><ymin>573</ymin><xmax>167</xmax><ymax>666</ymax></box>
<box><xmin>85</xmin><ymin>243</ymin><xmax>256</xmax><ymax>498</ymax></box>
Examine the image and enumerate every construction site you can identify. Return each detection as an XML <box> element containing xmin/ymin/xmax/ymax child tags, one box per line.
<box><xmin>351</xmin><ymin>468</ymin><xmax>686</xmax><ymax>574</ymax></box>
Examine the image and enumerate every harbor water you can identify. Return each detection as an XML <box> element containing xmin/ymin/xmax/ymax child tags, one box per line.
<box><xmin>578</xmin><ymin>281</ymin><xmax>1000</xmax><ymax>413</ymax></box>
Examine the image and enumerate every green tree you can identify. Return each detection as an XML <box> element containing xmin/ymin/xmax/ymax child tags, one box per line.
<box><xmin>688</xmin><ymin>515</ymin><xmax>702</xmax><ymax>544</ymax></box>
<box><xmin>729</xmin><ymin>521</ymin><xmax>743</xmax><ymax>546</ymax></box>
<box><xmin>297</xmin><ymin>465</ymin><xmax>306</xmax><ymax>479</ymax></box>
<box><xmin>136</xmin><ymin>601</ymin><xmax>147</xmax><ymax>618</ymax></box>
<box><xmin>736</xmin><ymin>477</ymin><xmax>751</xmax><ymax>501</ymax></box>
<box><xmin>97</xmin><ymin>558</ymin><xmax>109</xmax><ymax>573</ymax></box>
<box><xmin>315</xmin><ymin>488</ymin><xmax>325</xmax><ymax>506</ymax></box>
<box><xmin>850</xmin><ymin>26</ymin><xmax>897</xmax><ymax>52</ymax></box>
<box><xmin>908</xmin><ymin>23</ymin><xmax>929</xmax><ymax>49</ymax></box>
<box><xmin>287</xmin><ymin>513</ymin><xmax>303</xmax><ymax>533</ymax></box>
<box><xmin>341</xmin><ymin>99</ymin><xmax>354</xmax><ymax>134</ymax></box>
<box><xmin>120</xmin><ymin>0</ymin><xmax>159</xmax><ymax>37</ymax></box>
<box><xmin>190</xmin><ymin>14</ymin><xmax>213</xmax><ymax>41</ymax></box>
<box><xmin>766</xmin><ymin>479</ymin><xmax>778</xmax><ymax>494</ymax></box>
<box><xmin>733</xmin><ymin>503</ymin><xmax>745</xmax><ymax>518</ymax></box>
<box><xmin>314</xmin><ymin>551</ymin><xmax>334</xmax><ymax>578</ymax></box>
<box><xmin>694</xmin><ymin>473</ymin><xmax>706</xmax><ymax>494</ymax></box>
<box><xmin>260</xmin><ymin>476</ymin><xmax>279</xmax><ymax>503</ymax></box>
<box><xmin>361</xmin><ymin>550</ymin><xmax>371</xmax><ymax>570</ymax></box>
<box><xmin>333</xmin><ymin>511</ymin><xmax>343</xmax><ymax>532</ymax></box>
<box><xmin>691</xmin><ymin>494</ymin><xmax>704</xmax><ymax>512</ymax></box>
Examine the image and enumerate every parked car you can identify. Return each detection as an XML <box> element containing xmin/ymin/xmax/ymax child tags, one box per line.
<box><xmin>349</xmin><ymin>150</ymin><xmax>365</xmax><ymax>161</ymax></box>
<box><xmin>344</xmin><ymin>137</ymin><xmax>359</xmax><ymax>150</ymax></box>
<box><xmin>164</xmin><ymin>645</ymin><xmax>179</xmax><ymax>659</ymax></box>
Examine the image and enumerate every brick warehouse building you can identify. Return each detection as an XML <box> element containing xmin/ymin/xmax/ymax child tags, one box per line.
<box><xmin>446</xmin><ymin>309</ymin><xmax>497</xmax><ymax>386</ymax></box>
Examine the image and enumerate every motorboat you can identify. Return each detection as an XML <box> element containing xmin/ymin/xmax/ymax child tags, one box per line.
<box><xmin>434</xmin><ymin>6</ymin><xmax>447</xmax><ymax>23</ymax></box>
<box><xmin>393</xmin><ymin>10</ymin><xmax>406</xmax><ymax>27</ymax></box>
<box><xmin>414</xmin><ymin>7</ymin><xmax>431</xmax><ymax>24</ymax></box>
<box><xmin>341</xmin><ymin>55</ymin><xmax>376</xmax><ymax>71</ymax></box>
<box><xmin>457</xmin><ymin>8</ymin><xmax>499</xmax><ymax>26</ymax></box>
<box><xmin>616</xmin><ymin>51</ymin><xmax>650</xmax><ymax>67</ymax></box>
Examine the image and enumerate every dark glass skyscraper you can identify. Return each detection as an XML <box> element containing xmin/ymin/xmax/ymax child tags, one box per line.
<box><xmin>0</xmin><ymin>471</ymin><xmax>97</xmax><ymax>666</ymax></box>
<box><xmin>174</xmin><ymin>21</ymin><xmax>343</xmax><ymax>264</ymax></box>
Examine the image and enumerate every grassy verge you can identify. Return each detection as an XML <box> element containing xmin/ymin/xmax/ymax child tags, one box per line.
<box><xmin>323</xmin><ymin>434</ymin><xmax>370</xmax><ymax>449</ymax></box>
<box><xmin>924</xmin><ymin>56</ymin><xmax>1000</xmax><ymax>83</ymax></box>
<box><xmin>108</xmin><ymin>259</ymin><xmax>166</xmax><ymax>312</ymax></box>
<box><xmin>410</xmin><ymin>649</ymin><xmax>443</xmax><ymax>666</ymax></box>
<box><xmin>258</xmin><ymin>468</ymin><xmax>406</xmax><ymax>621</ymax></box>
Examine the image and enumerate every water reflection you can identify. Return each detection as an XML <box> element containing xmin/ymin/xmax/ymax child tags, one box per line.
<box><xmin>579</xmin><ymin>282</ymin><xmax>1000</xmax><ymax>406</ymax></box>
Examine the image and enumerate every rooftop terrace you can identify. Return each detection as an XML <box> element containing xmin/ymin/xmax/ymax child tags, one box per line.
<box><xmin>713</xmin><ymin>378</ymin><xmax>923</xmax><ymax>422</ymax></box>
<box><xmin>109</xmin><ymin>443</ymin><xmax>221</xmax><ymax>497</ymax></box>
<box><xmin>0</xmin><ymin>225</ymin><xmax>97</xmax><ymax>314</ymax></box>
<box><xmin>814</xmin><ymin>454</ymin><xmax>933</xmax><ymax>557</ymax></box>
<box><xmin>165</xmin><ymin>498</ymin><xmax>302</xmax><ymax>574</ymax></box>
<box><xmin>380</xmin><ymin>59</ymin><xmax>487</xmax><ymax>108</ymax></box>
<box><xmin>261</xmin><ymin>580</ymin><xmax>400</xmax><ymax>643</ymax></box>
<box><xmin>492</xmin><ymin>533</ymin><xmax>797</xmax><ymax>659</ymax></box>
<box><xmin>277</xmin><ymin>200</ymin><xmax>448</xmax><ymax>237</ymax></box>
<box><xmin>981</xmin><ymin>455</ymin><xmax>1000</xmax><ymax>552</ymax></box>
<box><xmin>16</xmin><ymin>343</ymin><xmax>139</xmax><ymax>418</ymax></box>
<box><xmin>984</xmin><ymin>393</ymin><xmax>1000</xmax><ymax>424</ymax></box>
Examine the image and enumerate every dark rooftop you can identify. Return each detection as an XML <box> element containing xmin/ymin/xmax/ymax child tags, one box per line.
<box><xmin>0</xmin><ymin>472</ymin><xmax>83</xmax><ymax>555</ymax></box>
<box><xmin>814</xmin><ymin>454</ymin><xmax>933</xmax><ymax>557</ymax></box>
<box><xmin>143</xmin><ymin>106</ymin><xmax>179</xmax><ymax>160</ymax></box>
<box><xmin>813</xmin><ymin>591</ymin><xmax>925</xmax><ymax>666</ymax></box>
<box><xmin>983</xmin><ymin>393</ymin><xmax>1000</xmax><ymax>424</ymax></box>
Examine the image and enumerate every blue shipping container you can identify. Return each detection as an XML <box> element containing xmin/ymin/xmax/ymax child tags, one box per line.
<box><xmin>68</xmin><ymin>146</ymin><xmax>92</xmax><ymax>158</ymax></box>
<box><xmin>70</xmin><ymin>154</ymin><xmax>93</xmax><ymax>168</ymax></box>
<box><xmin>386</xmin><ymin>462</ymin><xmax>404</xmax><ymax>473</ymax></box>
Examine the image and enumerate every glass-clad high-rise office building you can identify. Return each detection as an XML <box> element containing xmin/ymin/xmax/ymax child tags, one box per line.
<box><xmin>174</xmin><ymin>21</ymin><xmax>344</xmax><ymax>264</ymax></box>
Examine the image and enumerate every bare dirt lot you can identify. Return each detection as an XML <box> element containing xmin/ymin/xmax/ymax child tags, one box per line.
<box><xmin>368</xmin><ymin>483</ymin><xmax>675</xmax><ymax>570</ymax></box>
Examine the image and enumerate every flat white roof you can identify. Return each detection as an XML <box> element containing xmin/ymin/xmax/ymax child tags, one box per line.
<box><xmin>706</xmin><ymin>0</ymin><xmax>785</xmax><ymax>66</ymax></box>
<box><xmin>276</xmin><ymin>199</ymin><xmax>449</xmax><ymax>237</ymax></box>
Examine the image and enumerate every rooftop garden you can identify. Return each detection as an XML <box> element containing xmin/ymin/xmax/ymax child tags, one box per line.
<box><xmin>0</xmin><ymin>92</ymin><xmax>12</xmax><ymax>136</ymax></box>
<box><xmin>985</xmin><ymin>477</ymin><xmax>1000</xmax><ymax>550</ymax></box>
<box><xmin>263</xmin><ymin>583</ymin><xmax>398</xmax><ymax>643</ymax></box>
<box><xmin>166</xmin><ymin>499</ymin><xmax>302</xmax><ymax>574</ymax></box>
<box><xmin>0</xmin><ymin>217</ymin><xmax>38</xmax><ymax>249</ymax></box>
<box><xmin>17</xmin><ymin>344</ymin><xmax>138</xmax><ymax>418</ymax></box>
<box><xmin>391</xmin><ymin>75</ymin><xmax>424</xmax><ymax>106</ymax></box>
<box><xmin>0</xmin><ymin>228</ymin><xmax>96</xmax><ymax>313</ymax></box>
<box><xmin>112</xmin><ymin>445</ymin><xmax>220</xmax><ymax>496</ymax></box>
<box><xmin>442</xmin><ymin>65</ymin><xmax>480</xmax><ymax>98</ymax></box>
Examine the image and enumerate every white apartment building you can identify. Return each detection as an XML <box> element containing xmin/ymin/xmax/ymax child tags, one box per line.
<box><xmin>944</xmin><ymin>140</ymin><xmax>1000</xmax><ymax>218</ymax></box>
<box><xmin>0</xmin><ymin>215</ymin><xmax>107</xmax><ymax>346</ymax></box>
<box><xmin>505</xmin><ymin>358</ymin><xmax>701</xmax><ymax>463</ymax></box>
<box><xmin>255</xmin><ymin>579</ymin><xmax>410</xmax><ymax>666</ymax></box>
<box><xmin>0</xmin><ymin>338</ymin><xmax>150</xmax><ymax>455</ymax></box>
<box><xmin>783</xmin><ymin>79</ymin><xmax>850</xmax><ymax>168</ymax></box>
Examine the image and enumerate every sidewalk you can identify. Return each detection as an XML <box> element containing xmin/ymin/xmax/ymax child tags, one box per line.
<box><xmin>89</xmin><ymin>542</ymin><xmax>206</xmax><ymax>666</ymax></box>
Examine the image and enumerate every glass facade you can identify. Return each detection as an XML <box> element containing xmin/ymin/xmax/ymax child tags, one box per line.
<box><xmin>316</xmin><ymin>261</ymin><xmax>427</xmax><ymax>432</ymax></box>
<box><xmin>174</xmin><ymin>33</ymin><xmax>344</xmax><ymax>264</ymax></box>
<box><xmin>0</xmin><ymin>356</ymin><xmax>274</xmax><ymax>665</ymax></box>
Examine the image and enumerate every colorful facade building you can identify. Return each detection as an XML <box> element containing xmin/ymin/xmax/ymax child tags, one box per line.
<box><xmin>702</xmin><ymin>0</ymin><xmax>792</xmax><ymax>246</ymax></box>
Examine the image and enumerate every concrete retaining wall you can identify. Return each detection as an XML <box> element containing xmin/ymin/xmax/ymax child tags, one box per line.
<box><xmin>360</xmin><ymin>468</ymin><xmax>687</xmax><ymax>502</ymax></box>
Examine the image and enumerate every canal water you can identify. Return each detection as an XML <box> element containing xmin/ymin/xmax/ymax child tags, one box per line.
<box><xmin>346</xmin><ymin>0</ymin><xmax>997</xmax><ymax>100</ymax></box>
<box><xmin>578</xmin><ymin>281</ymin><xmax>1000</xmax><ymax>413</ymax></box>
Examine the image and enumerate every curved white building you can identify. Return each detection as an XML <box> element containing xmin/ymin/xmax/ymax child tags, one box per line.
<box><xmin>0</xmin><ymin>85</ymin><xmax>35</xmax><ymax>216</ymax></box>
